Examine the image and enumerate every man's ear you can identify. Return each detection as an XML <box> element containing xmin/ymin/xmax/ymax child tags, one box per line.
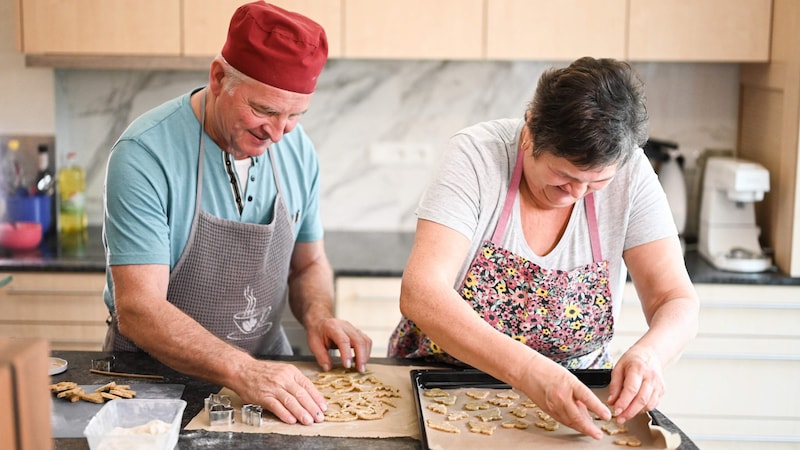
<box><xmin>208</xmin><ymin>59</ymin><xmax>227</xmax><ymax>95</ymax></box>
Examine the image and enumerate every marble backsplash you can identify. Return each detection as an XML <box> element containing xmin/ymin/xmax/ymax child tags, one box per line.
<box><xmin>54</xmin><ymin>60</ymin><xmax>739</xmax><ymax>232</ymax></box>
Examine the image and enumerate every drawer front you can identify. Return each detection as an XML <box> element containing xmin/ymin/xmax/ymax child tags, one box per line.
<box><xmin>668</xmin><ymin>416</ymin><xmax>800</xmax><ymax>450</ymax></box>
<box><xmin>335</xmin><ymin>277</ymin><xmax>402</xmax><ymax>357</ymax></box>
<box><xmin>0</xmin><ymin>272</ymin><xmax>107</xmax><ymax>350</ymax></box>
<box><xmin>2</xmin><ymin>272</ymin><xmax>106</xmax><ymax>295</ymax></box>
<box><xmin>0</xmin><ymin>293</ymin><xmax>108</xmax><ymax>322</ymax></box>
<box><xmin>658</xmin><ymin>358</ymin><xmax>800</xmax><ymax>418</ymax></box>
<box><xmin>612</xmin><ymin>282</ymin><xmax>800</xmax><ymax>446</ymax></box>
<box><xmin>612</xmin><ymin>334</ymin><xmax>800</xmax><ymax>441</ymax></box>
<box><xmin>0</xmin><ymin>323</ymin><xmax>107</xmax><ymax>350</ymax></box>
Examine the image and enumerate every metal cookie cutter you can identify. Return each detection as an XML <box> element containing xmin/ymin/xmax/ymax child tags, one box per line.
<box><xmin>204</xmin><ymin>393</ymin><xmax>231</xmax><ymax>413</ymax></box>
<box><xmin>91</xmin><ymin>356</ymin><xmax>115</xmax><ymax>372</ymax></box>
<box><xmin>205</xmin><ymin>393</ymin><xmax>234</xmax><ymax>426</ymax></box>
<box><xmin>241</xmin><ymin>404</ymin><xmax>264</xmax><ymax>427</ymax></box>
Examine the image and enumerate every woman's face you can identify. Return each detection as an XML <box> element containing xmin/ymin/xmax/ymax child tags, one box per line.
<box><xmin>524</xmin><ymin>150</ymin><xmax>618</xmax><ymax>209</ymax></box>
<box><xmin>211</xmin><ymin>71</ymin><xmax>313</xmax><ymax>160</ymax></box>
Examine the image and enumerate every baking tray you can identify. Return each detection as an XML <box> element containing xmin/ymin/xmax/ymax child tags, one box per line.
<box><xmin>412</xmin><ymin>368</ymin><xmax>611</xmax><ymax>390</ymax></box>
<box><xmin>410</xmin><ymin>368</ymin><xmax>671</xmax><ymax>450</ymax></box>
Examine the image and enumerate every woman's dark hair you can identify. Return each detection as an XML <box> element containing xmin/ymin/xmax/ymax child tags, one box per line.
<box><xmin>526</xmin><ymin>57</ymin><xmax>649</xmax><ymax>169</ymax></box>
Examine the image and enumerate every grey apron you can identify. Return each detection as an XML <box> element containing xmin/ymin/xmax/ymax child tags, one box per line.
<box><xmin>107</xmin><ymin>91</ymin><xmax>295</xmax><ymax>355</ymax></box>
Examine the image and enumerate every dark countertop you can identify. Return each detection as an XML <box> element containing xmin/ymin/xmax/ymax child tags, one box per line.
<box><xmin>2</xmin><ymin>226</ymin><xmax>799</xmax><ymax>285</ymax></box>
<box><xmin>0</xmin><ymin>227</ymin><xmax>106</xmax><ymax>272</ymax></box>
<box><xmin>50</xmin><ymin>351</ymin><xmax>699</xmax><ymax>450</ymax></box>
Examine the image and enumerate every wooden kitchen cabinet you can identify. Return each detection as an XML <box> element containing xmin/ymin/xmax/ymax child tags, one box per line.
<box><xmin>343</xmin><ymin>0</ymin><xmax>483</xmax><ymax>60</ymax></box>
<box><xmin>183</xmin><ymin>0</ymin><xmax>343</xmax><ymax>58</ymax></box>
<box><xmin>173</xmin><ymin>0</ymin><xmax>486</xmax><ymax>60</ymax></box>
<box><xmin>334</xmin><ymin>276</ymin><xmax>402</xmax><ymax>358</ymax></box>
<box><xmin>628</xmin><ymin>0</ymin><xmax>772</xmax><ymax>62</ymax></box>
<box><xmin>737</xmin><ymin>0</ymin><xmax>800</xmax><ymax>277</ymax></box>
<box><xmin>486</xmin><ymin>0</ymin><xmax>627</xmax><ymax>61</ymax></box>
<box><xmin>488</xmin><ymin>0</ymin><xmax>770</xmax><ymax>62</ymax></box>
<box><xmin>610</xmin><ymin>282</ymin><xmax>800</xmax><ymax>449</ymax></box>
<box><xmin>0</xmin><ymin>272</ymin><xmax>108</xmax><ymax>351</ymax></box>
<box><xmin>17</xmin><ymin>0</ymin><xmax>772</xmax><ymax>64</ymax></box>
<box><xmin>17</xmin><ymin>0</ymin><xmax>181</xmax><ymax>55</ymax></box>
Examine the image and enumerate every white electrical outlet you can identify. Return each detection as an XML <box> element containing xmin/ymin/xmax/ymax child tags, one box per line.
<box><xmin>369</xmin><ymin>141</ymin><xmax>434</xmax><ymax>165</ymax></box>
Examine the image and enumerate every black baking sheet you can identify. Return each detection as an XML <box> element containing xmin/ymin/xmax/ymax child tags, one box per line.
<box><xmin>412</xmin><ymin>368</ymin><xmax>611</xmax><ymax>390</ymax></box>
<box><xmin>411</xmin><ymin>368</ymin><xmax>664</xmax><ymax>450</ymax></box>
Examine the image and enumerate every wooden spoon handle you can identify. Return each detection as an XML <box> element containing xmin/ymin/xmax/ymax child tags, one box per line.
<box><xmin>89</xmin><ymin>369</ymin><xmax>165</xmax><ymax>380</ymax></box>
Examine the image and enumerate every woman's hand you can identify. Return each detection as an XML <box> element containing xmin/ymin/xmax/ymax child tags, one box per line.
<box><xmin>607</xmin><ymin>346</ymin><xmax>665</xmax><ymax>423</ymax></box>
<box><xmin>518</xmin><ymin>357</ymin><xmax>612</xmax><ymax>439</ymax></box>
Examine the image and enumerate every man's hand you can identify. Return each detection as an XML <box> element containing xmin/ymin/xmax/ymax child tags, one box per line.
<box><xmin>235</xmin><ymin>360</ymin><xmax>328</xmax><ymax>425</ymax></box>
<box><xmin>306</xmin><ymin>317</ymin><xmax>373</xmax><ymax>373</ymax></box>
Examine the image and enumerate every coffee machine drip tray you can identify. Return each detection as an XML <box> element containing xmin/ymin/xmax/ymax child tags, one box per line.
<box><xmin>705</xmin><ymin>246</ymin><xmax>772</xmax><ymax>273</ymax></box>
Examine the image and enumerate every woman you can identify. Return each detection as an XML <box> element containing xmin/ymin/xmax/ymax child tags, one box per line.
<box><xmin>389</xmin><ymin>57</ymin><xmax>699</xmax><ymax>439</ymax></box>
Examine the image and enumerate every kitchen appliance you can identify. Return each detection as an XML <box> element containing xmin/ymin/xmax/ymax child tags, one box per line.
<box><xmin>698</xmin><ymin>157</ymin><xmax>772</xmax><ymax>272</ymax></box>
<box><xmin>644</xmin><ymin>139</ymin><xmax>687</xmax><ymax>250</ymax></box>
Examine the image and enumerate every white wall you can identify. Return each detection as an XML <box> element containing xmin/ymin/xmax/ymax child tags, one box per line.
<box><xmin>54</xmin><ymin>61</ymin><xmax>740</xmax><ymax>232</ymax></box>
<box><xmin>0</xmin><ymin>0</ymin><xmax>55</xmax><ymax>134</ymax></box>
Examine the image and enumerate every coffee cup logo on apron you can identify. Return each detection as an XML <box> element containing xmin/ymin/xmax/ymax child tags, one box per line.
<box><xmin>228</xmin><ymin>286</ymin><xmax>274</xmax><ymax>340</ymax></box>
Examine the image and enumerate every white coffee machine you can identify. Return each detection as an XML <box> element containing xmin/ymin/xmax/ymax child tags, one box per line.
<box><xmin>698</xmin><ymin>156</ymin><xmax>772</xmax><ymax>272</ymax></box>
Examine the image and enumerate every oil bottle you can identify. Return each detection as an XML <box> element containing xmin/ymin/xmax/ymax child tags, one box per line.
<box><xmin>57</xmin><ymin>152</ymin><xmax>88</xmax><ymax>234</ymax></box>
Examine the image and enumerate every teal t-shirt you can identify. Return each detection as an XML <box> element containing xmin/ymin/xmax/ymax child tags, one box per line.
<box><xmin>102</xmin><ymin>89</ymin><xmax>323</xmax><ymax>312</ymax></box>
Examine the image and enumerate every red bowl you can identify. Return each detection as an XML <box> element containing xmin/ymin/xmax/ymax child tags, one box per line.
<box><xmin>0</xmin><ymin>222</ymin><xmax>43</xmax><ymax>251</ymax></box>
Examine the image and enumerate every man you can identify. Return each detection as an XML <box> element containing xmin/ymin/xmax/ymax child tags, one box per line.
<box><xmin>102</xmin><ymin>2</ymin><xmax>371</xmax><ymax>425</ymax></box>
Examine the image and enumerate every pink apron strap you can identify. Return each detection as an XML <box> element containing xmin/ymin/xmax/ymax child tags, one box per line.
<box><xmin>491</xmin><ymin>143</ymin><xmax>526</xmax><ymax>243</ymax></box>
<box><xmin>490</xmin><ymin>136</ymin><xmax>604</xmax><ymax>262</ymax></box>
<box><xmin>584</xmin><ymin>193</ymin><xmax>603</xmax><ymax>262</ymax></box>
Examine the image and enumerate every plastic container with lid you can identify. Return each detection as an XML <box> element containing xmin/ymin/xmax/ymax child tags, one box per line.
<box><xmin>83</xmin><ymin>399</ymin><xmax>186</xmax><ymax>450</ymax></box>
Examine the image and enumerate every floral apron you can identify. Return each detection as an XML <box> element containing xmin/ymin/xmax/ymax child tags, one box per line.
<box><xmin>106</xmin><ymin>91</ymin><xmax>295</xmax><ymax>355</ymax></box>
<box><xmin>389</xmin><ymin>142</ymin><xmax>614</xmax><ymax>369</ymax></box>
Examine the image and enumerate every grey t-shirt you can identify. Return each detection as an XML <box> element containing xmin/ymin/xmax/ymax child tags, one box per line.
<box><xmin>418</xmin><ymin>118</ymin><xmax>677</xmax><ymax>317</ymax></box>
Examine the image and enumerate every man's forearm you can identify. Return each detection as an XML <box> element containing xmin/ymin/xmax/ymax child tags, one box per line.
<box><xmin>287</xmin><ymin>257</ymin><xmax>335</xmax><ymax>328</ymax></box>
<box><xmin>120</xmin><ymin>300</ymin><xmax>252</xmax><ymax>387</ymax></box>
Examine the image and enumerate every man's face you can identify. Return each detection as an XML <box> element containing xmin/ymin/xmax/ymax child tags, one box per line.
<box><xmin>213</xmin><ymin>74</ymin><xmax>313</xmax><ymax>159</ymax></box>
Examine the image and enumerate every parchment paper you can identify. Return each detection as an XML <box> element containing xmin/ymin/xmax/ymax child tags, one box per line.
<box><xmin>418</xmin><ymin>386</ymin><xmax>681</xmax><ymax>450</ymax></box>
<box><xmin>185</xmin><ymin>363</ymin><xmax>680</xmax><ymax>448</ymax></box>
<box><xmin>185</xmin><ymin>362</ymin><xmax>430</xmax><ymax>439</ymax></box>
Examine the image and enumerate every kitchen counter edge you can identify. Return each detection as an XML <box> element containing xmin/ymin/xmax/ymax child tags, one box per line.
<box><xmin>2</xmin><ymin>229</ymin><xmax>799</xmax><ymax>285</ymax></box>
<box><xmin>49</xmin><ymin>350</ymin><xmax>699</xmax><ymax>450</ymax></box>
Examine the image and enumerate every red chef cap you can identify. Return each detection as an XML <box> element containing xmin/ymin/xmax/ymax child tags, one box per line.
<box><xmin>221</xmin><ymin>1</ymin><xmax>328</xmax><ymax>94</ymax></box>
